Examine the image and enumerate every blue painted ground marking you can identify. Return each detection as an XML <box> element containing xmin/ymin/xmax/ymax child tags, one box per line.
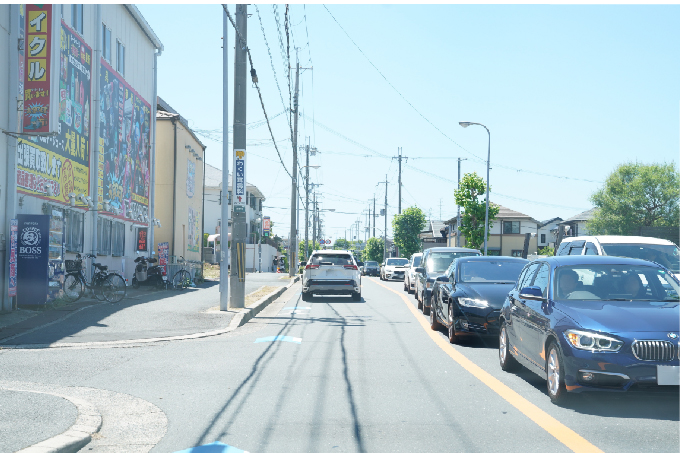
<box><xmin>254</xmin><ymin>335</ymin><xmax>302</xmax><ymax>344</ymax></box>
<box><xmin>174</xmin><ymin>441</ymin><xmax>248</xmax><ymax>453</ymax></box>
<box><xmin>282</xmin><ymin>307</ymin><xmax>311</xmax><ymax>310</ymax></box>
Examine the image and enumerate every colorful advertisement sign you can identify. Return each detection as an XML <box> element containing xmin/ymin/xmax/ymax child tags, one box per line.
<box><xmin>9</xmin><ymin>220</ymin><xmax>18</xmax><ymax>298</ymax></box>
<box><xmin>158</xmin><ymin>242</ymin><xmax>169</xmax><ymax>276</ymax></box>
<box><xmin>99</xmin><ymin>59</ymin><xmax>152</xmax><ymax>221</ymax></box>
<box><xmin>23</xmin><ymin>5</ymin><xmax>54</xmax><ymax>133</ymax></box>
<box><xmin>136</xmin><ymin>228</ymin><xmax>148</xmax><ymax>252</ymax></box>
<box><xmin>17</xmin><ymin>214</ymin><xmax>50</xmax><ymax>306</ymax></box>
<box><xmin>17</xmin><ymin>20</ymin><xmax>91</xmax><ymax>204</ymax></box>
<box><xmin>187</xmin><ymin>159</ymin><xmax>195</xmax><ymax>198</ymax></box>
<box><xmin>188</xmin><ymin>207</ymin><xmax>200</xmax><ymax>253</ymax></box>
<box><xmin>233</xmin><ymin>149</ymin><xmax>246</xmax><ymax>213</ymax></box>
<box><xmin>18</xmin><ymin>5</ymin><xmax>25</xmax><ymax>127</ymax></box>
<box><xmin>263</xmin><ymin>216</ymin><xmax>270</xmax><ymax>237</ymax></box>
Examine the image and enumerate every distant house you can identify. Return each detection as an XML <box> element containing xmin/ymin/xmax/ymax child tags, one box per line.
<box><xmin>537</xmin><ymin>217</ymin><xmax>563</xmax><ymax>249</ymax></box>
<box><xmin>560</xmin><ymin>208</ymin><xmax>598</xmax><ymax>238</ymax></box>
<box><xmin>419</xmin><ymin>219</ymin><xmax>447</xmax><ymax>251</ymax></box>
<box><xmin>445</xmin><ymin>204</ymin><xmax>541</xmax><ymax>256</ymax></box>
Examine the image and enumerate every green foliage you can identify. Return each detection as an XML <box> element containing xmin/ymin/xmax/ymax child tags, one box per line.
<box><xmin>334</xmin><ymin>238</ymin><xmax>351</xmax><ymax>250</ymax></box>
<box><xmin>299</xmin><ymin>240</ymin><xmax>321</xmax><ymax>261</ymax></box>
<box><xmin>454</xmin><ymin>172</ymin><xmax>500</xmax><ymax>250</ymax></box>
<box><xmin>537</xmin><ymin>246</ymin><xmax>555</xmax><ymax>256</ymax></box>
<box><xmin>363</xmin><ymin>237</ymin><xmax>384</xmax><ymax>263</ymax></box>
<box><xmin>392</xmin><ymin>206</ymin><xmax>426</xmax><ymax>259</ymax></box>
<box><xmin>588</xmin><ymin>162</ymin><xmax>680</xmax><ymax>235</ymax></box>
<box><xmin>203</xmin><ymin>233</ymin><xmax>209</xmax><ymax>247</ymax></box>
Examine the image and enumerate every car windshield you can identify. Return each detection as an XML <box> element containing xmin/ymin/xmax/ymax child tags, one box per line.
<box><xmin>601</xmin><ymin>244</ymin><xmax>680</xmax><ymax>273</ymax></box>
<box><xmin>460</xmin><ymin>261</ymin><xmax>527</xmax><ymax>283</ymax></box>
<box><xmin>365</xmin><ymin>261</ymin><xmax>378</xmax><ymax>267</ymax></box>
<box><xmin>554</xmin><ymin>264</ymin><xmax>680</xmax><ymax>301</ymax></box>
<box><xmin>412</xmin><ymin>256</ymin><xmax>422</xmax><ymax>267</ymax></box>
<box><xmin>427</xmin><ymin>252</ymin><xmax>479</xmax><ymax>273</ymax></box>
<box><xmin>311</xmin><ymin>254</ymin><xmax>354</xmax><ymax>266</ymax></box>
<box><xmin>386</xmin><ymin>258</ymin><xmax>409</xmax><ymax>266</ymax></box>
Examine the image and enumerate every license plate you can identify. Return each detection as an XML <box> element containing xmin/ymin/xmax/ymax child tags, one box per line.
<box><xmin>657</xmin><ymin>366</ymin><xmax>680</xmax><ymax>385</ymax></box>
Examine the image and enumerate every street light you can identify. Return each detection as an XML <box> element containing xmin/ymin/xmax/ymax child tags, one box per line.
<box><xmin>459</xmin><ymin>121</ymin><xmax>491</xmax><ymax>256</ymax></box>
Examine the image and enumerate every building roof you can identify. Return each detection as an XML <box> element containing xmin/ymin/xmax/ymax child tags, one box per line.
<box><xmin>204</xmin><ymin>163</ymin><xmax>264</xmax><ymax>199</ymax></box>
<box><xmin>561</xmin><ymin>207</ymin><xmax>598</xmax><ymax>223</ymax></box>
<box><xmin>494</xmin><ymin>204</ymin><xmax>538</xmax><ymax>222</ymax></box>
<box><xmin>156</xmin><ymin>97</ymin><xmax>206</xmax><ymax>150</ymax></box>
<box><xmin>538</xmin><ymin>217</ymin><xmax>563</xmax><ymax>228</ymax></box>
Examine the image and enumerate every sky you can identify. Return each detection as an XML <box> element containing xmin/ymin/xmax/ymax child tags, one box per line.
<box><xmin>136</xmin><ymin>3</ymin><xmax>680</xmax><ymax>243</ymax></box>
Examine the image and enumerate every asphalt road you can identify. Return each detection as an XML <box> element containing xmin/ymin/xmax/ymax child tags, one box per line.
<box><xmin>0</xmin><ymin>276</ymin><xmax>677</xmax><ymax>452</ymax></box>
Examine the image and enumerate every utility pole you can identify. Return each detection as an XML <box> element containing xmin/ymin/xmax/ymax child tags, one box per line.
<box><xmin>373</xmin><ymin>197</ymin><xmax>376</xmax><ymax>238</ymax></box>
<box><xmin>392</xmin><ymin>148</ymin><xmax>408</xmax><ymax>214</ymax></box>
<box><xmin>288</xmin><ymin>57</ymin><xmax>300</xmax><ymax>277</ymax></box>
<box><xmin>311</xmin><ymin>192</ymin><xmax>317</xmax><ymax>252</ymax></box>
<box><xmin>229</xmin><ymin>4</ymin><xmax>247</xmax><ymax>309</ymax></box>
<box><xmin>456</xmin><ymin>158</ymin><xmax>466</xmax><ymax>247</ymax></box>
<box><xmin>304</xmin><ymin>140</ymin><xmax>310</xmax><ymax>261</ymax></box>
<box><xmin>377</xmin><ymin>176</ymin><xmax>388</xmax><ymax>261</ymax></box>
<box><xmin>220</xmin><ymin>7</ymin><xmax>230</xmax><ymax>310</ymax></box>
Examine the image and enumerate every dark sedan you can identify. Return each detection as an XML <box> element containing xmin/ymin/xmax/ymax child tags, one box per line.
<box><xmin>498</xmin><ymin>255</ymin><xmax>680</xmax><ymax>404</ymax></box>
<box><xmin>414</xmin><ymin>247</ymin><xmax>481</xmax><ymax>315</ymax></box>
<box><xmin>430</xmin><ymin>256</ymin><xmax>528</xmax><ymax>343</ymax></box>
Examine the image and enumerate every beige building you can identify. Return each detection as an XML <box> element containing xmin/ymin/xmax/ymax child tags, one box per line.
<box><xmin>446</xmin><ymin>204</ymin><xmax>540</xmax><ymax>256</ymax></box>
<box><xmin>154</xmin><ymin>97</ymin><xmax>205</xmax><ymax>262</ymax></box>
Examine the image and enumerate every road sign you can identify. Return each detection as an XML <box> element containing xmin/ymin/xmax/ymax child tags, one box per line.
<box><xmin>262</xmin><ymin>216</ymin><xmax>270</xmax><ymax>237</ymax></box>
<box><xmin>233</xmin><ymin>149</ymin><xmax>246</xmax><ymax>213</ymax></box>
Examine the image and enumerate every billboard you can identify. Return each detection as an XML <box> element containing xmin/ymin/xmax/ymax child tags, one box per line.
<box><xmin>23</xmin><ymin>5</ymin><xmax>59</xmax><ymax>134</ymax></box>
<box><xmin>262</xmin><ymin>216</ymin><xmax>270</xmax><ymax>237</ymax></box>
<box><xmin>99</xmin><ymin>59</ymin><xmax>152</xmax><ymax>221</ymax></box>
<box><xmin>136</xmin><ymin>227</ymin><xmax>148</xmax><ymax>252</ymax></box>
<box><xmin>17</xmin><ymin>20</ymin><xmax>91</xmax><ymax>203</ymax></box>
<box><xmin>16</xmin><ymin>214</ymin><xmax>50</xmax><ymax>306</ymax></box>
<box><xmin>188</xmin><ymin>206</ymin><xmax>200</xmax><ymax>253</ymax></box>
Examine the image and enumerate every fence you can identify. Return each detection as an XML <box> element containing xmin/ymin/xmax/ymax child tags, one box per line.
<box><xmin>164</xmin><ymin>256</ymin><xmax>203</xmax><ymax>283</ymax></box>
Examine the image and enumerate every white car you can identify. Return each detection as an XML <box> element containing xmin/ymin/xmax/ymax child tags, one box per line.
<box><xmin>380</xmin><ymin>257</ymin><xmax>409</xmax><ymax>281</ymax></box>
<box><xmin>403</xmin><ymin>252</ymin><xmax>423</xmax><ymax>293</ymax></box>
<box><xmin>302</xmin><ymin>250</ymin><xmax>361</xmax><ymax>301</ymax></box>
<box><xmin>556</xmin><ymin>235</ymin><xmax>680</xmax><ymax>279</ymax></box>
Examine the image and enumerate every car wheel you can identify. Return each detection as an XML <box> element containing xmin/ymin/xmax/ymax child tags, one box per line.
<box><xmin>422</xmin><ymin>293</ymin><xmax>430</xmax><ymax>316</ymax></box>
<box><xmin>546</xmin><ymin>342</ymin><xmax>568</xmax><ymax>405</ymax></box>
<box><xmin>352</xmin><ymin>292</ymin><xmax>361</xmax><ymax>301</ymax></box>
<box><xmin>302</xmin><ymin>291</ymin><xmax>311</xmax><ymax>301</ymax></box>
<box><xmin>403</xmin><ymin>280</ymin><xmax>408</xmax><ymax>291</ymax></box>
<box><xmin>417</xmin><ymin>288</ymin><xmax>423</xmax><ymax>310</ymax></box>
<box><xmin>499</xmin><ymin>322</ymin><xmax>519</xmax><ymax>372</ymax></box>
<box><xmin>448</xmin><ymin>303</ymin><xmax>459</xmax><ymax>344</ymax></box>
<box><xmin>429</xmin><ymin>300</ymin><xmax>440</xmax><ymax>330</ymax></box>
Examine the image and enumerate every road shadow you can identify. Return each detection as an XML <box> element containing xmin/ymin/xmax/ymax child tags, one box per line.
<box><xmin>307</xmin><ymin>295</ymin><xmax>365</xmax><ymax>304</ymax></box>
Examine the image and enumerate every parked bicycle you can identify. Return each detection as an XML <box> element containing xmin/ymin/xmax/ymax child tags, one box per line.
<box><xmin>63</xmin><ymin>253</ymin><xmax>127</xmax><ymax>303</ymax></box>
<box><xmin>171</xmin><ymin>256</ymin><xmax>193</xmax><ymax>290</ymax></box>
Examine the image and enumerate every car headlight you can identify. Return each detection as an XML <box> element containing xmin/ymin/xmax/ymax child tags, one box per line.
<box><xmin>564</xmin><ymin>329</ymin><xmax>623</xmax><ymax>352</ymax></box>
<box><xmin>458</xmin><ymin>297</ymin><xmax>488</xmax><ymax>308</ymax></box>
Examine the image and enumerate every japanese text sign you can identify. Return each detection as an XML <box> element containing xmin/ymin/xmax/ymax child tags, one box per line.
<box><xmin>233</xmin><ymin>149</ymin><xmax>246</xmax><ymax>213</ymax></box>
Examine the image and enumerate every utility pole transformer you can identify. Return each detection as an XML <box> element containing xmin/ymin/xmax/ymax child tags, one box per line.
<box><xmin>220</xmin><ymin>7</ymin><xmax>230</xmax><ymax>309</ymax></box>
<box><xmin>289</xmin><ymin>59</ymin><xmax>300</xmax><ymax>276</ymax></box>
<box><xmin>229</xmin><ymin>4</ymin><xmax>247</xmax><ymax>308</ymax></box>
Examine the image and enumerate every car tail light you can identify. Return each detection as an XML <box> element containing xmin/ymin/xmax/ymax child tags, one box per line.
<box><xmin>344</xmin><ymin>265</ymin><xmax>358</xmax><ymax>270</ymax></box>
<box><xmin>305</xmin><ymin>264</ymin><xmax>319</xmax><ymax>269</ymax></box>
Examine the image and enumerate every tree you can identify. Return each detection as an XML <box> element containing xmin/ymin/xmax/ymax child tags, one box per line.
<box><xmin>392</xmin><ymin>206</ymin><xmax>426</xmax><ymax>259</ymax></box>
<box><xmin>299</xmin><ymin>240</ymin><xmax>320</xmax><ymax>261</ymax></box>
<box><xmin>334</xmin><ymin>238</ymin><xmax>351</xmax><ymax>250</ymax></box>
<box><xmin>588</xmin><ymin>162</ymin><xmax>679</xmax><ymax>235</ymax></box>
<box><xmin>363</xmin><ymin>237</ymin><xmax>384</xmax><ymax>263</ymax></box>
<box><xmin>454</xmin><ymin>172</ymin><xmax>500</xmax><ymax>250</ymax></box>
<box><xmin>537</xmin><ymin>246</ymin><xmax>555</xmax><ymax>256</ymax></box>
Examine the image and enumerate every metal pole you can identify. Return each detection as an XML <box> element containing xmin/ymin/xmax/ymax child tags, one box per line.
<box><xmin>219</xmin><ymin>6</ymin><xmax>229</xmax><ymax>310</ymax></box>
<box><xmin>456</xmin><ymin>158</ymin><xmax>461</xmax><ymax>248</ymax></box>
<box><xmin>373</xmin><ymin>197</ymin><xmax>376</xmax><ymax>238</ymax></box>
<box><xmin>384</xmin><ymin>175</ymin><xmax>388</xmax><ymax>261</ymax></box>
<box><xmin>312</xmin><ymin>192</ymin><xmax>316</xmax><ymax>253</ymax></box>
<box><xmin>258</xmin><ymin>217</ymin><xmax>261</xmax><ymax>272</ymax></box>
<box><xmin>398</xmin><ymin>148</ymin><xmax>402</xmax><ymax>214</ymax></box>
<box><xmin>230</xmin><ymin>4</ymin><xmax>247</xmax><ymax>308</ymax></box>
<box><xmin>304</xmin><ymin>142</ymin><xmax>309</xmax><ymax>261</ymax></box>
<box><xmin>288</xmin><ymin>60</ymin><xmax>300</xmax><ymax>277</ymax></box>
<box><xmin>484</xmin><ymin>127</ymin><xmax>490</xmax><ymax>256</ymax></box>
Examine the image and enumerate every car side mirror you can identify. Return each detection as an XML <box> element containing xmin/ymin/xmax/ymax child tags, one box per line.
<box><xmin>436</xmin><ymin>275</ymin><xmax>449</xmax><ymax>282</ymax></box>
<box><xmin>414</xmin><ymin>267</ymin><xmax>425</xmax><ymax>274</ymax></box>
<box><xmin>519</xmin><ymin>286</ymin><xmax>545</xmax><ymax>300</ymax></box>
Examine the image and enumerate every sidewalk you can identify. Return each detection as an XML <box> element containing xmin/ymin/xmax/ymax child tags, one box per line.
<box><xmin>0</xmin><ymin>274</ymin><xmax>300</xmax><ymax>453</ymax></box>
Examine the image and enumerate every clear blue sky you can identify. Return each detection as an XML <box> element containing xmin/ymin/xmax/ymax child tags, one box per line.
<box><xmin>137</xmin><ymin>3</ymin><xmax>679</xmax><ymax>242</ymax></box>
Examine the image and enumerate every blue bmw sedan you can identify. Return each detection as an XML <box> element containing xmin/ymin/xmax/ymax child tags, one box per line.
<box><xmin>499</xmin><ymin>255</ymin><xmax>679</xmax><ymax>404</ymax></box>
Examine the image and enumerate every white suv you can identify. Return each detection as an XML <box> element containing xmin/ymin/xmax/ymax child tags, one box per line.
<box><xmin>302</xmin><ymin>250</ymin><xmax>362</xmax><ymax>301</ymax></box>
<box><xmin>556</xmin><ymin>235</ymin><xmax>680</xmax><ymax>278</ymax></box>
<box><xmin>404</xmin><ymin>252</ymin><xmax>423</xmax><ymax>293</ymax></box>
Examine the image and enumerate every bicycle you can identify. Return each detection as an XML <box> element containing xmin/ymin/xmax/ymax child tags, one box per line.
<box><xmin>171</xmin><ymin>256</ymin><xmax>193</xmax><ymax>290</ymax></box>
<box><xmin>63</xmin><ymin>253</ymin><xmax>127</xmax><ymax>303</ymax></box>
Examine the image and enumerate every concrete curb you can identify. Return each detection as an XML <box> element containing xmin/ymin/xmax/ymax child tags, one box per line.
<box><xmin>1</xmin><ymin>276</ymin><xmax>301</xmax><ymax>350</ymax></box>
<box><xmin>9</xmin><ymin>389</ymin><xmax>102</xmax><ymax>453</ymax></box>
<box><xmin>228</xmin><ymin>275</ymin><xmax>301</xmax><ymax>329</ymax></box>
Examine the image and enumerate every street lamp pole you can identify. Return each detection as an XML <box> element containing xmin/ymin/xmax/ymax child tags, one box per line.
<box><xmin>459</xmin><ymin>122</ymin><xmax>490</xmax><ymax>256</ymax></box>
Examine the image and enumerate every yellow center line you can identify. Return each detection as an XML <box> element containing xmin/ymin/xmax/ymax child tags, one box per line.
<box><xmin>370</xmin><ymin>278</ymin><xmax>603</xmax><ymax>453</ymax></box>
